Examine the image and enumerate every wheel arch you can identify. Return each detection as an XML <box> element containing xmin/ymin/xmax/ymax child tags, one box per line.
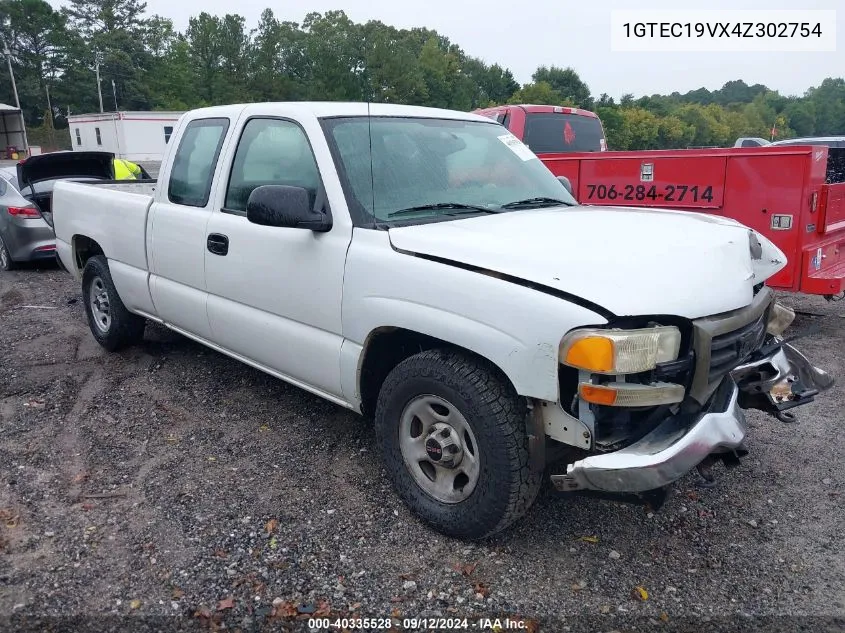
<box><xmin>356</xmin><ymin>325</ymin><xmax>536</xmax><ymax>419</ymax></box>
<box><xmin>71</xmin><ymin>234</ymin><xmax>105</xmax><ymax>274</ymax></box>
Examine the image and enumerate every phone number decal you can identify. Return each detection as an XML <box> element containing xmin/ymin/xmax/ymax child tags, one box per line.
<box><xmin>585</xmin><ymin>183</ymin><xmax>716</xmax><ymax>203</ymax></box>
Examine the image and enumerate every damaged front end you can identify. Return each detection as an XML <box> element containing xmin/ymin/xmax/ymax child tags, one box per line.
<box><xmin>548</xmin><ymin>288</ymin><xmax>834</xmax><ymax>496</ymax></box>
<box><xmin>733</xmin><ymin>340</ymin><xmax>834</xmax><ymax>422</ymax></box>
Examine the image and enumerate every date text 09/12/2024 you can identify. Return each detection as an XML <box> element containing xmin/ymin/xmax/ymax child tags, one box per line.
<box><xmin>307</xmin><ymin>617</ymin><xmax>533</xmax><ymax>630</ymax></box>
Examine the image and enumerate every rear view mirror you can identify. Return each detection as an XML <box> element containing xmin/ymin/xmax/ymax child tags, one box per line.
<box><xmin>557</xmin><ymin>176</ymin><xmax>573</xmax><ymax>195</ymax></box>
<box><xmin>246</xmin><ymin>185</ymin><xmax>331</xmax><ymax>232</ymax></box>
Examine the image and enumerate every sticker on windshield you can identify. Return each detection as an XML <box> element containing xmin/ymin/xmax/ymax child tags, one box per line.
<box><xmin>498</xmin><ymin>134</ymin><xmax>537</xmax><ymax>161</ymax></box>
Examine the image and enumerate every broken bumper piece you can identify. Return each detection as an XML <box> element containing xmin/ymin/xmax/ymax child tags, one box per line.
<box><xmin>733</xmin><ymin>342</ymin><xmax>835</xmax><ymax>414</ymax></box>
<box><xmin>552</xmin><ymin>341</ymin><xmax>833</xmax><ymax>494</ymax></box>
<box><xmin>552</xmin><ymin>378</ymin><xmax>745</xmax><ymax>493</ymax></box>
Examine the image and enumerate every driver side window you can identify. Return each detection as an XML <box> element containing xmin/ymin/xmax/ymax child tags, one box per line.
<box><xmin>224</xmin><ymin>118</ymin><xmax>321</xmax><ymax>215</ymax></box>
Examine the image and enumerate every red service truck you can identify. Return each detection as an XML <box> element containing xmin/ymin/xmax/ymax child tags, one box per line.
<box><xmin>537</xmin><ymin>145</ymin><xmax>845</xmax><ymax>299</ymax></box>
<box><xmin>475</xmin><ymin>104</ymin><xmax>845</xmax><ymax>298</ymax></box>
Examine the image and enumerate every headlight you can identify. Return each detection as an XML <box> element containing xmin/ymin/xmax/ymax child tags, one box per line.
<box><xmin>579</xmin><ymin>381</ymin><xmax>685</xmax><ymax>406</ymax></box>
<box><xmin>560</xmin><ymin>326</ymin><xmax>682</xmax><ymax>374</ymax></box>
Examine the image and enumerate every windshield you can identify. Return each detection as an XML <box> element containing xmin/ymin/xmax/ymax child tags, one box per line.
<box><xmin>322</xmin><ymin>116</ymin><xmax>577</xmax><ymax>224</ymax></box>
<box><xmin>523</xmin><ymin>113</ymin><xmax>605</xmax><ymax>153</ymax></box>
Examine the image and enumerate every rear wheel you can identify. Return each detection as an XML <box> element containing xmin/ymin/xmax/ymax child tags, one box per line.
<box><xmin>0</xmin><ymin>237</ymin><xmax>16</xmax><ymax>271</ymax></box>
<box><xmin>375</xmin><ymin>349</ymin><xmax>542</xmax><ymax>539</ymax></box>
<box><xmin>82</xmin><ymin>255</ymin><xmax>145</xmax><ymax>351</ymax></box>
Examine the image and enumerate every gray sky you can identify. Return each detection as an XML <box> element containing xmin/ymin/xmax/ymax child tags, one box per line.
<box><xmin>53</xmin><ymin>0</ymin><xmax>843</xmax><ymax>98</ymax></box>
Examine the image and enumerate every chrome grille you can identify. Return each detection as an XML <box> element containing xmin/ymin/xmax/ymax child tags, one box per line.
<box><xmin>689</xmin><ymin>287</ymin><xmax>774</xmax><ymax>406</ymax></box>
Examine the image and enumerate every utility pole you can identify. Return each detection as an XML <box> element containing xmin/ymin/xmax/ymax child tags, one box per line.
<box><xmin>1</xmin><ymin>35</ymin><xmax>30</xmax><ymax>156</ymax></box>
<box><xmin>1</xmin><ymin>36</ymin><xmax>21</xmax><ymax>110</ymax></box>
<box><xmin>111</xmin><ymin>79</ymin><xmax>118</xmax><ymax>111</ymax></box>
<box><xmin>45</xmin><ymin>84</ymin><xmax>53</xmax><ymax>125</ymax></box>
<box><xmin>95</xmin><ymin>61</ymin><xmax>104</xmax><ymax>113</ymax></box>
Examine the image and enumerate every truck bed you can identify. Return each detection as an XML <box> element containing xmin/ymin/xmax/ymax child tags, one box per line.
<box><xmin>53</xmin><ymin>180</ymin><xmax>154</xmax><ymax>287</ymax></box>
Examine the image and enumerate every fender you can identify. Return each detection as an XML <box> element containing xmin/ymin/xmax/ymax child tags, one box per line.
<box><xmin>341</xmin><ymin>230</ymin><xmax>608</xmax><ymax>403</ymax></box>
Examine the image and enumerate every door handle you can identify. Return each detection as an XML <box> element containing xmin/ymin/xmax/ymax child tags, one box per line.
<box><xmin>207</xmin><ymin>233</ymin><xmax>229</xmax><ymax>256</ymax></box>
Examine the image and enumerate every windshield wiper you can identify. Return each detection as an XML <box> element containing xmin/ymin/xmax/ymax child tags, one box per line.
<box><xmin>499</xmin><ymin>197</ymin><xmax>575</xmax><ymax>209</ymax></box>
<box><xmin>387</xmin><ymin>203</ymin><xmax>499</xmax><ymax>218</ymax></box>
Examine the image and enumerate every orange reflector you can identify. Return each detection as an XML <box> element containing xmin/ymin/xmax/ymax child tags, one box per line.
<box><xmin>564</xmin><ymin>336</ymin><xmax>614</xmax><ymax>373</ymax></box>
<box><xmin>579</xmin><ymin>383</ymin><xmax>617</xmax><ymax>406</ymax></box>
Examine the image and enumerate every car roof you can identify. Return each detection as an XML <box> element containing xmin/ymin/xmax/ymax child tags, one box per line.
<box><xmin>183</xmin><ymin>102</ymin><xmax>494</xmax><ymax>123</ymax></box>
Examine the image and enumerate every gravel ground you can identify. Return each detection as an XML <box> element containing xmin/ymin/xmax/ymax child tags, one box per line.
<box><xmin>0</xmin><ymin>263</ymin><xmax>843</xmax><ymax>632</ymax></box>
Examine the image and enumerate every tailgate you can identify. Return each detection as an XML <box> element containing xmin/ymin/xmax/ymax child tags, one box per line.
<box><xmin>574</xmin><ymin>155</ymin><xmax>726</xmax><ymax>209</ymax></box>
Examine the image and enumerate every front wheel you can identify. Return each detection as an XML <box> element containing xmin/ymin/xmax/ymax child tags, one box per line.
<box><xmin>82</xmin><ymin>255</ymin><xmax>145</xmax><ymax>351</ymax></box>
<box><xmin>375</xmin><ymin>349</ymin><xmax>542</xmax><ymax>539</ymax></box>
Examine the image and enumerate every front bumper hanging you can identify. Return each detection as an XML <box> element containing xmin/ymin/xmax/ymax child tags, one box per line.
<box><xmin>552</xmin><ymin>342</ymin><xmax>833</xmax><ymax>493</ymax></box>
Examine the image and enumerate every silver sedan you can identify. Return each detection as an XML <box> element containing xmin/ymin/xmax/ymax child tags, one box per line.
<box><xmin>0</xmin><ymin>166</ymin><xmax>55</xmax><ymax>271</ymax></box>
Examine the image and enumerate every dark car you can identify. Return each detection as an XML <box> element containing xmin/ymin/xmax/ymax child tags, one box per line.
<box><xmin>0</xmin><ymin>151</ymin><xmax>113</xmax><ymax>270</ymax></box>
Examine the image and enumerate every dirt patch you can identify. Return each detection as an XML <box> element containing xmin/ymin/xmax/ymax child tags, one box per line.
<box><xmin>1</xmin><ymin>265</ymin><xmax>844</xmax><ymax>632</ymax></box>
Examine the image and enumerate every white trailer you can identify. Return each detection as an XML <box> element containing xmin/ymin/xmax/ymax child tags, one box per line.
<box><xmin>0</xmin><ymin>103</ymin><xmax>27</xmax><ymax>158</ymax></box>
<box><xmin>67</xmin><ymin>111</ymin><xmax>184</xmax><ymax>162</ymax></box>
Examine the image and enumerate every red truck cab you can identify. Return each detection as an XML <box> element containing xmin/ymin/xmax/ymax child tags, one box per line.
<box><xmin>473</xmin><ymin>104</ymin><xmax>608</xmax><ymax>154</ymax></box>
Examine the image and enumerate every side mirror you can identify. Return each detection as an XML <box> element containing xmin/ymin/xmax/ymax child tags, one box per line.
<box><xmin>246</xmin><ymin>185</ymin><xmax>331</xmax><ymax>232</ymax></box>
<box><xmin>557</xmin><ymin>176</ymin><xmax>573</xmax><ymax>195</ymax></box>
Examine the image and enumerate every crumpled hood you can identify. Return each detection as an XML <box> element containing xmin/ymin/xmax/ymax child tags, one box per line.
<box><xmin>387</xmin><ymin>206</ymin><xmax>786</xmax><ymax>319</ymax></box>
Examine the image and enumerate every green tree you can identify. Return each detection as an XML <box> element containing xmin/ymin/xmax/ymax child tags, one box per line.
<box><xmin>531</xmin><ymin>65</ymin><xmax>592</xmax><ymax>108</ymax></box>
<box><xmin>0</xmin><ymin>0</ymin><xmax>70</xmax><ymax>123</ymax></box>
<box><xmin>508</xmin><ymin>81</ymin><xmax>568</xmax><ymax>106</ymax></box>
<box><xmin>785</xmin><ymin>100</ymin><xmax>816</xmax><ymax>137</ymax></box>
<box><xmin>299</xmin><ymin>11</ymin><xmax>366</xmax><ymax>101</ymax></box>
<box><xmin>656</xmin><ymin>115</ymin><xmax>694</xmax><ymax>148</ymax></box>
<box><xmin>619</xmin><ymin>107</ymin><xmax>660</xmax><ymax>149</ymax></box>
<box><xmin>419</xmin><ymin>36</ymin><xmax>460</xmax><ymax>108</ymax></box>
<box><xmin>143</xmin><ymin>17</ymin><xmax>197</xmax><ymax>109</ymax></box>
<box><xmin>250</xmin><ymin>9</ymin><xmax>302</xmax><ymax>102</ymax></box>
<box><xmin>806</xmin><ymin>78</ymin><xmax>845</xmax><ymax>135</ymax></box>
<box><xmin>2</xmin><ymin>1</ymin><xmax>843</xmax><ymax>151</ymax></box>
<box><xmin>595</xmin><ymin>105</ymin><xmax>626</xmax><ymax>149</ymax></box>
<box><xmin>361</xmin><ymin>21</ymin><xmax>426</xmax><ymax>103</ymax></box>
<box><xmin>185</xmin><ymin>12</ymin><xmax>223</xmax><ymax>103</ymax></box>
<box><xmin>62</xmin><ymin>0</ymin><xmax>153</xmax><ymax>110</ymax></box>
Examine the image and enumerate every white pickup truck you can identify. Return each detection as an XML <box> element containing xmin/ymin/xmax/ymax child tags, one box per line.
<box><xmin>53</xmin><ymin>102</ymin><xmax>833</xmax><ymax>539</ymax></box>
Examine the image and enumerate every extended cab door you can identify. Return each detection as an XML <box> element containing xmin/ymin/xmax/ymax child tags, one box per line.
<box><xmin>203</xmin><ymin>108</ymin><xmax>352</xmax><ymax>400</ymax></box>
<box><xmin>148</xmin><ymin>116</ymin><xmax>232</xmax><ymax>339</ymax></box>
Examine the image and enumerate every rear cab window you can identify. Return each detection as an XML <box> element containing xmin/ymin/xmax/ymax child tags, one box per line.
<box><xmin>168</xmin><ymin>118</ymin><xmax>230</xmax><ymax>207</ymax></box>
<box><xmin>523</xmin><ymin>112</ymin><xmax>605</xmax><ymax>153</ymax></box>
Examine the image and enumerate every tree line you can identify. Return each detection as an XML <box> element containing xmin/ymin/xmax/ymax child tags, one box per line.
<box><xmin>1</xmin><ymin>0</ymin><xmax>843</xmax><ymax>151</ymax></box>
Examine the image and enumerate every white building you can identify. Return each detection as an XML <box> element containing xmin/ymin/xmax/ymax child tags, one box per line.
<box><xmin>67</xmin><ymin>111</ymin><xmax>185</xmax><ymax>162</ymax></box>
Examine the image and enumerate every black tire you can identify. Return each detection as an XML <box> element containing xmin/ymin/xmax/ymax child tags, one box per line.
<box><xmin>0</xmin><ymin>236</ymin><xmax>16</xmax><ymax>271</ymax></box>
<box><xmin>375</xmin><ymin>348</ymin><xmax>542</xmax><ymax>539</ymax></box>
<box><xmin>81</xmin><ymin>255</ymin><xmax>145</xmax><ymax>351</ymax></box>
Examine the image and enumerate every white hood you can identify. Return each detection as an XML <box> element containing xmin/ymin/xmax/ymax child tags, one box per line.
<box><xmin>387</xmin><ymin>206</ymin><xmax>786</xmax><ymax>319</ymax></box>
